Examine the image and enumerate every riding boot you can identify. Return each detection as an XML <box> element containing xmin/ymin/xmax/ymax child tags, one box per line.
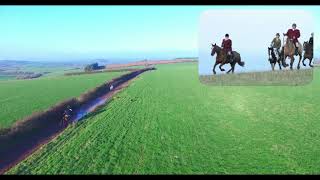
<box><xmin>227</xmin><ymin>55</ymin><xmax>231</xmax><ymax>63</ymax></box>
<box><xmin>295</xmin><ymin>47</ymin><xmax>298</xmax><ymax>56</ymax></box>
<box><xmin>276</xmin><ymin>49</ymin><xmax>280</xmax><ymax>59</ymax></box>
<box><xmin>228</xmin><ymin>54</ymin><xmax>233</xmax><ymax>63</ymax></box>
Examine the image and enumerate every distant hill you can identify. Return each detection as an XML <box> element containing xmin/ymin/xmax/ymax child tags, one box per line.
<box><xmin>0</xmin><ymin>60</ymin><xmax>33</xmax><ymax>67</ymax></box>
<box><xmin>175</xmin><ymin>57</ymin><xmax>198</xmax><ymax>60</ymax></box>
<box><xmin>106</xmin><ymin>59</ymin><xmax>197</xmax><ymax>69</ymax></box>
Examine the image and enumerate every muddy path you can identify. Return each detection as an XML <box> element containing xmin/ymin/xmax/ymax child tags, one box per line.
<box><xmin>0</xmin><ymin>67</ymin><xmax>155</xmax><ymax>174</ymax></box>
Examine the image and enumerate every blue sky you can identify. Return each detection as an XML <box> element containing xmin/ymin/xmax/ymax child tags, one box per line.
<box><xmin>0</xmin><ymin>6</ymin><xmax>319</xmax><ymax>62</ymax></box>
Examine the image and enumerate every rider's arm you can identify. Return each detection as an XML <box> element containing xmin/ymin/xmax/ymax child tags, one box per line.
<box><xmin>270</xmin><ymin>38</ymin><xmax>275</xmax><ymax>47</ymax></box>
<box><xmin>296</xmin><ymin>30</ymin><xmax>300</xmax><ymax>38</ymax></box>
<box><xmin>221</xmin><ymin>40</ymin><xmax>224</xmax><ymax>48</ymax></box>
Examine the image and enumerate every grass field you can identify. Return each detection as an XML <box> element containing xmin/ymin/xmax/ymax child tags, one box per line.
<box><xmin>7</xmin><ymin>63</ymin><xmax>320</xmax><ymax>174</ymax></box>
<box><xmin>200</xmin><ymin>69</ymin><xmax>314</xmax><ymax>86</ymax></box>
<box><xmin>0</xmin><ymin>72</ymin><xmax>124</xmax><ymax>129</ymax></box>
<box><xmin>0</xmin><ymin>75</ymin><xmax>15</xmax><ymax>81</ymax></box>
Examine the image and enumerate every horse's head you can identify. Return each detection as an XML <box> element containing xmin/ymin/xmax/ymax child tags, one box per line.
<box><xmin>211</xmin><ymin>43</ymin><xmax>220</xmax><ymax>56</ymax></box>
<box><xmin>268</xmin><ymin>47</ymin><xmax>276</xmax><ymax>59</ymax></box>
<box><xmin>303</xmin><ymin>41</ymin><xmax>307</xmax><ymax>50</ymax></box>
<box><xmin>285</xmin><ymin>38</ymin><xmax>295</xmax><ymax>50</ymax></box>
<box><xmin>286</xmin><ymin>37</ymin><xmax>291</xmax><ymax>43</ymax></box>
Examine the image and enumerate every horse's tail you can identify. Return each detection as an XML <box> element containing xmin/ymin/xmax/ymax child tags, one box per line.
<box><xmin>237</xmin><ymin>56</ymin><xmax>245</xmax><ymax>67</ymax></box>
<box><xmin>238</xmin><ymin>60</ymin><xmax>245</xmax><ymax>67</ymax></box>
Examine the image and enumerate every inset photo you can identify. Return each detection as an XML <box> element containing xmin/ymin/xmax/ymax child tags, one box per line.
<box><xmin>198</xmin><ymin>9</ymin><xmax>316</xmax><ymax>86</ymax></box>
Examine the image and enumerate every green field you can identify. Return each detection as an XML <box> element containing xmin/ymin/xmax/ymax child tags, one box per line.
<box><xmin>0</xmin><ymin>72</ymin><xmax>124</xmax><ymax>129</ymax></box>
<box><xmin>7</xmin><ymin>63</ymin><xmax>320</xmax><ymax>174</ymax></box>
<box><xmin>0</xmin><ymin>75</ymin><xmax>15</xmax><ymax>81</ymax></box>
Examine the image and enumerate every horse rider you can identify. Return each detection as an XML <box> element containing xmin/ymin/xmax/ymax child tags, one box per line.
<box><xmin>283</xmin><ymin>23</ymin><xmax>301</xmax><ymax>55</ymax></box>
<box><xmin>63</xmin><ymin>105</ymin><xmax>73</xmax><ymax>125</ymax></box>
<box><xmin>221</xmin><ymin>33</ymin><xmax>233</xmax><ymax>63</ymax></box>
<box><xmin>309</xmin><ymin>32</ymin><xmax>314</xmax><ymax>47</ymax></box>
<box><xmin>270</xmin><ymin>33</ymin><xmax>282</xmax><ymax>59</ymax></box>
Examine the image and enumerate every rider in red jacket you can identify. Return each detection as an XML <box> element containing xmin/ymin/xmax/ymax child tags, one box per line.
<box><xmin>284</xmin><ymin>23</ymin><xmax>300</xmax><ymax>55</ymax></box>
<box><xmin>221</xmin><ymin>34</ymin><xmax>233</xmax><ymax>62</ymax></box>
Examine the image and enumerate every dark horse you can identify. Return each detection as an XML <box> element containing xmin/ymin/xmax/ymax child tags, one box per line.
<box><xmin>268</xmin><ymin>47</ymin><xmax>282</xmax><ymax>71</ymax></box>
<box><xmin>302</xmin><ymin>41</ymin><xmax>314</xmax><ymax>68</ymax></box>
<box><xmin>211</xmin><ymin>43</ymin><xmax>245</xmax><ymax>74</ymax></box>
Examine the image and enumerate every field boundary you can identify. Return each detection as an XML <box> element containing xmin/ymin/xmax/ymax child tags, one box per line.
<box><xmin>64</xmin><ymin>59</ymin><xmax>197</xmax><ymax>76</ymax></box>
<box><xmin>0</xmin><ymin>67</ymin><xmax>156</xmax><ymax>174</ymax></box>
<box><xmin>64</xmin><ymin>68</ymin><xmax>143</xmax><ymax>76</ymax></box>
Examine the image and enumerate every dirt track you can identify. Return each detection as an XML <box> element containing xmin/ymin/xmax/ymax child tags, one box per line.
<box><xmin>0</xmin><ymin>67</ymin><xmax>155</xmax><ymax>174</ymax></box>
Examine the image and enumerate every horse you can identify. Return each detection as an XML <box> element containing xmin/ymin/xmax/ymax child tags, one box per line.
<box><xmin>283</xmin><ymin>37</ymin><xmax>303</xmax><ymax>70</ymax></box>
<box><xmin>268</xmin><ymin>47</ymin><xmax>282</xmax><ymax>71</ymax></box>
<box><xmin>61</xmin><ymin>113</ymin><xmax>69</xmax><ymax>127</ymax></box>
<box><xmin>302</xmin><ymin>41</ymin><xmax>314</xmax><ymax>68</ymax></box>
<box><xmin>61</xmin><ymin>107</ymin><xmax>73</xmax><ymax>127</ymax></box>
<box><xmin>210</xmin><ymin>43</ymin><xmax>245</xmax><ymax>74</ymax></box>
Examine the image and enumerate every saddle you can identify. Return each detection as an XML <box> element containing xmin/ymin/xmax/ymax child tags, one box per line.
<box><xmin>222</xmin><ymin>51</ymin><xmax>234</xmax><ymax>63</ymax></box>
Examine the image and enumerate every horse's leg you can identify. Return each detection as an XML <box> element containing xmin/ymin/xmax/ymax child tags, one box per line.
<box><xmin>213</xmin><ymin>62</ymin><xmax>218</xmax><ymax>74</ymax></box>
<box><xmin>290</xmin><ymin>56</ymin><xmax>294</xmax><ymax>70</ymax></box>
<box><xmin>219</xmin><ymin>62</ymin><xmax>226</xmax><ymax>71</ymax></box>
<box><xmin>278</xmin><ymin>60</ymin><xmax>282</xmax><ymax>70</ymax></box>
<box><xmin>231</xmin><ymin>63</ymin><xmax>236</xmax><ymax>73</ymax></box>
<box><xmin>297</xmin><ymin>54</ymin><xmax>302</xmax><ymax>70</ymax></box>
<box><xmin>227</xmin><ymin>63</ymin><xmax>234</xmax><ymax>74</ymax></box>
<box><xmin>271</xmin><ymin>62</ymin><xmax>275</xmax><ymax>71</ymax></box>
<box><xmin>309</xmin><ymin>58</ymin><xmax>314</xmax><ymax>67</ymax></box>
<box><xmin>226</xmin><ymin>62</ymin><xmax>235</xmax><ymax>74</ymax></box>
<box><xmin>302</xmin><ymin>57</ymin><xmax>307</xmax><ymax>66</ymax></box>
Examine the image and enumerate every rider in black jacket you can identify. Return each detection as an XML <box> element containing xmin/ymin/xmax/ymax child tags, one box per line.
<box><xmin>309</xmin><ymin>32</ymin><xmax>314</xmax><ymax>47</ymax></box>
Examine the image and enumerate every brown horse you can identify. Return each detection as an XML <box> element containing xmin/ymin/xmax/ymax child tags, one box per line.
<box><xmin>283</xmin><ymin>38</ymin><xmax>303</xmax><ymax>70</ymax></box>
<box><xmin>302</xmin><ymin>41</ymin><xmax>314</xmax><ymax>68</ymax></box>
<box><xmin>211</xmin><ymin>43</ymin><xmax>245</xmax><ymax>74</ymax></box>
